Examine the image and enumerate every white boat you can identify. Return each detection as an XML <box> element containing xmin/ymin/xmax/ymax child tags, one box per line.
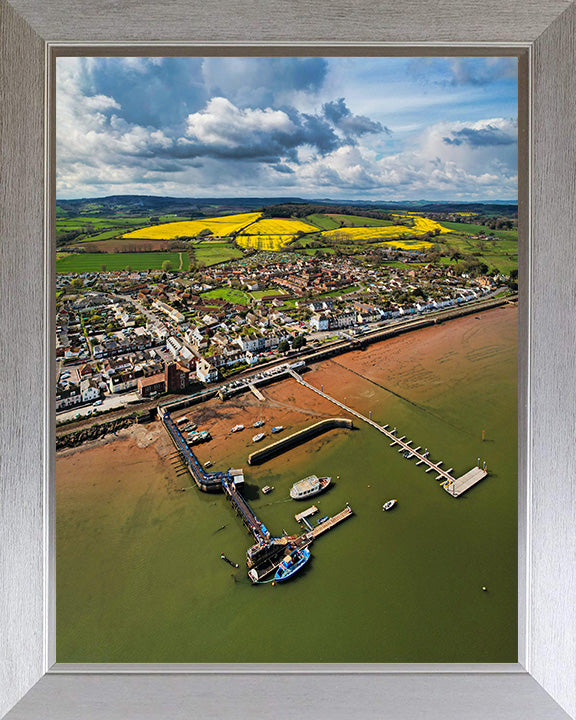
<box><xmin>262</xmin><ymin>486</ymin><xmax>272</xmax><ymax>494</ymax></box>
<box><xmin>231</xmin><ymin>424</ymin><xmax>244</xmax><ymax>433</ymax></box>
<box><xmin>271</xmin><ymin>425</ymin><xmax>284</xmax><ymax>433</ymax></box>
<box><xmin>383</xmin><ymin>499</ymin><xmax>397</xmax><ymax>511</ymax></box>
<box><xmin>289</xmin><ymin>475</ymin><xmax>331</xmax><ymax>500</ymax></box>
<box><xmin>253</xmin><ymin>419</ymin><xmax>265</xmax><ymax>428</ymax></box>
<box><xmin>204</xmin><ymin>461</ymin><xmax>212</xmax><ymax>468</ymax></box>
<box><xmin>252</xmin><ymin>433</ymin><xmax>265</xmax><ymax>443</ymax></box>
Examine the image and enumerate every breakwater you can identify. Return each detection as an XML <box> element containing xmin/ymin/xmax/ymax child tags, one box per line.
<box><xmin>56</xmin><ymin>410</ymin><xmax>150</xmax><ymax>450</ymax></box>
<box><xmin>247</xmin><ymin>417</ymin><xmax>353</xmax><ymax>465</ymax></box>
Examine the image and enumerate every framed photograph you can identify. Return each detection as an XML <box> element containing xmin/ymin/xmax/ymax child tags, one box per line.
<box><xmin>1</xmin><ymin>1</ymin><xmax>575</xmax><ymax>719</ymax></box>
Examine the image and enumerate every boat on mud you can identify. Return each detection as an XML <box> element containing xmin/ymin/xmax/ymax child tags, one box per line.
<box><xmin>252</xmin><ymin>433</ymin><xmax>265</xmax><ymax>443</ymax></box>
<box><xmin>231</xmin><ymin>424</ymin><xmax>244</xmax><ymax>433</ymax></box>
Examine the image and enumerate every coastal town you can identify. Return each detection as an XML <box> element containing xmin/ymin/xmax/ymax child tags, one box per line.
<box><xmin>56</xmin><ymin>246</ymin><xmax>511</xmax><ymax>422</ymax></box>
<box><xmin>54</xmin><ymin>54</ymin><xmax>520</xmax><ymax>666</ymax></box>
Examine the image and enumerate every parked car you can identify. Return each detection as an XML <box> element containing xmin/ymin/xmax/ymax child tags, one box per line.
<box><xmin>93</xmin><ymin>399</ymin><xmax>103</xmax><ymax>406</ymax></box>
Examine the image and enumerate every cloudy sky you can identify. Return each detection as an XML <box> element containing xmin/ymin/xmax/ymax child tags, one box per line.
<box><xmin>56</xmin><ymin>55</ymin><xmax>518</xmax><ymax>201</ymax></box>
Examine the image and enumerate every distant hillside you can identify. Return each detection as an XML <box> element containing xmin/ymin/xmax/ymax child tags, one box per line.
<box><xmin>56</xmin><ymin>195</ymin><xmax>518</xmax><ymax>219</ymax></box>
<box><xmin>55</xmin><ymin>195</ymin><xmax>310</xmax><ymax>219</ymax></box>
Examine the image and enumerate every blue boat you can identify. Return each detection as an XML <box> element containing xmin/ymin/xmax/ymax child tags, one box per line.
<box><xmin>274</xmin><ymin>547</ymin><xmax>311</xmax><ymax>582</ymax></box>
<box><xmin>317</xmin><ymin>516</ymin><xmax>329</xmax><ymax>525</ymax></box>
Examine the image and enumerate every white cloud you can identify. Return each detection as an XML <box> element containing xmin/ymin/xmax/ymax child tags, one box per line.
<box><xmin>56</xmin><ymin>56</ymin><xmax>518</xmax><ymax>200</ymax></box>
<box><xmin>185</xmin><ymin>97</ymin><xmax>295</xmax><ymax>148</ymax></box>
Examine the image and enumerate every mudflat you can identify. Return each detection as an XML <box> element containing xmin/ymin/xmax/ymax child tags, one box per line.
<box><xmin>57</xmin><ymin>305</ymin><xmax>518</xmax><ymax>663</ymax></box>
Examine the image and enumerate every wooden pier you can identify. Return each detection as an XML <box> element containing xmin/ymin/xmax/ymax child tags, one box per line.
<box><xmin>442</xmin><ymin>467</ymin><xmax>488</xmax><ymax>497</ymax></box>
<box><xmin>289</xmin><ymin>370</ymin><xmax>487</xmax><ymax>498</ymax></box>
<box><xmin>311</xmin><ymin>505</ymin><xmax>353</xmax><ymax>538</ymax></box>
<box><xmin>248</xmin><ymin>383</ymin><xmax>265</xmax><ymax>401</ymax></box>
<box><xmin>295</xmin><ymin>506</ymin><xmax>318</xmax><ymax>523</ymax></box>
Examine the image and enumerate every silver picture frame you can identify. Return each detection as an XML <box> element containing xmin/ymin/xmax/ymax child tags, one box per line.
<box><xmin>1</xmin><ymin>1</ymin><xmax>575</xmax><ymax>717</ymax></box>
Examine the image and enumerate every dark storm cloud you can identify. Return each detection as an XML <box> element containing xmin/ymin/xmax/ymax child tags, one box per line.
<box><xmin>322</xmin><ymin>98</ymin><xmax>388</xmax><ymax>138</ymax></box>
<box><xmin>442</xmin><ymin>123</ymin><xmax>517</xmax><ymax>147</ymax></box>
<box><xmin>201</xmin><ymin>57</ymin><xmax>328</xmax><ymax>107</ymax></box>
<box><xmin>181</xmin><ymin>97</ymin><xmax>341</xmax><ymax>162</ymax></box>
<box><xmin>83</xmin><ymin>57</ymin><xmax>208</xmax><ymax>130</ymax></box>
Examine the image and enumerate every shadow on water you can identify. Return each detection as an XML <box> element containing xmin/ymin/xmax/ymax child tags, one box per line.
<box><xmin>240</xmin><ymin>482</ymin><xmax>260</xmax><ymax>501</ymax></box>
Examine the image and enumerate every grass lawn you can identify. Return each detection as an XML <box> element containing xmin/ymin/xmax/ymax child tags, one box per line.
<box><xmin>192</xmin><ymin>241</ymin><xmax>243</xmax><ymax>266</ymax></box>
<box><xmin>250</xmin><ymin>287</ymin><xmax>283</xmax><ymax>299</ymax></box>
<box><xmin>319</xmin><ymin>285</ymin><xmax>362</xmax><ymax>297</ymax></box>
<box><xmin>56</xmin><ymin>252</ymin><xmax>188</xmax><ymax>273</ymax></box>
<box><xmin>279</xmin><ymin>298</ymin><xmax>299</xmax><ymax>308</ymax></box>
<box><xmin>200</xmin><ymin>287</ymin><xmax>251</xmax><ymax>305</ymax></box>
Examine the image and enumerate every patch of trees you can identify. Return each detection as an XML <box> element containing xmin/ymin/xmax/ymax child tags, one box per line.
<box><xmin>56</xmin><ymin>229</ymin><xmax>86</xmax><ymax>247</ymax></box>
<box><xmin>452</xmin><ymin>256</ymin><xmax>489</xmax><ymax>277</ymax></box>
<box><xmin>259</xmin><ymin>203</ymin><xmax>393</xmax><ymax>222</ymax></box>
<box><xmin>429</xmin><ymin>213</ymin><xmax>517</xmax><ymax>231</ymax></box>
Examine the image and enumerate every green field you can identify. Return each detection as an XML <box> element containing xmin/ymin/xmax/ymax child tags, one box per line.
<box><xmin>296</xmin><ymin>246</ymin><xmax>338</xmax><ymax>255</ymax></box>
<box><xmin>326</xmin><ymin>214</ymin><xmax>395</xmax><ymax>227</ymax></box>
<box><xmin>439</xmin><ymin>221</ymin><xmax>518</xmax><ymax>241</ymax></box>
<box><xmin>57</xmin><ymin>216</ymin><xmax>148</xmax><ymax>230</ymax></box>
<box><xmin>200</xmin><ymin>287</ymin><xmax>251</xmax><ymax>305</ymax></box>
<box><xmin>305</xmin><ymin>214</ymin><xmax>340</xmax><ymax>230</ymax></box>
<box><xmin>192</xmin><ymin>241</ymin><xmax>243</xmax><ymax>266</ymax></box>
<box><xmin>77</xmin><ymin>228</ymin><xmax>125</xmax><ymax>243</ymax></box>
<box><xmin>435</xmin><ymin>229</ymin><xmax>518</xmax><ymax>274</ymax></box>
<box><xmin>56</xmin><ymin>252</ymin><xmax>188</xmax><ymax>273</ymax></box>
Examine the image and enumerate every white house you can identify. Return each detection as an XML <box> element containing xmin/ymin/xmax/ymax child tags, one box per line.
<box><xmin>195</xmin><ymin>357</ymin><xmax>218</xmax><ymax>383</ymax></box>
<box><xmin>80</xmin><ymin>379</ymin><xmax>100</xmax><ymax>403</ymax></box>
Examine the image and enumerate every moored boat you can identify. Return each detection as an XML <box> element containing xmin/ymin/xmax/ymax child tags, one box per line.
<box><xmin>274</xmin><ymin>547</ymin><xmax>311</xmax><ymax>582</ymax></box>
<box><xmin>231</xmin><ymin>424</ymin><xmax>244</xmax><ymax>433</ymax></box>
<box><xmin>253</xmin><ymin>419</ymin><xmax>265</xmax><ymax>428</ymax></box>
<box><xmin>261</xmin><ymin>485</ymin><xmax>272</xmax><ymax>494</ymax></box>
<box><xmin>271</xmin><ymin>425</ymin><xmax>284</xmax><ymax>433</ymax></box>
<box><xmin>252</xmin><ymin>433</ymin><xmax>265</xmax><ymax>443</ymax></box>
<box><xmin>317</xmin><ymin>516</ymin><xmax>329</xmax><ymax>525</ymax></box>
<box><xmin>383</xmin><ymin>499</ymin><xmax>397</xmax><ymax>511</ymax></box>
<box><xmin>289</xmin><ymin>474</ymin><xmax>331</xmax><ymax>500</ymax></box>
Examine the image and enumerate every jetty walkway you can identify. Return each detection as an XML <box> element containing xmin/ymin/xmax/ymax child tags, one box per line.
<box><xmin>160</xmin><ymin>405</ymin><xmax>353</xmax><ymax>575</ymax></box>
<box><xmin>160</xmin><ymin>407</ymin><xmax>269</xmax><ymax>542</ymax></box>
<box><xmin>289</xmin><ymin>370</ymin><xmax>487</xmax><ymax>497</ymax></box>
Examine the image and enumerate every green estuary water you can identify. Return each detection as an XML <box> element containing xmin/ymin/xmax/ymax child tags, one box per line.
<box><xmin>57</xmin><ymin>307</ymin><xmax>518</xmax><ymax>662</ymax></box>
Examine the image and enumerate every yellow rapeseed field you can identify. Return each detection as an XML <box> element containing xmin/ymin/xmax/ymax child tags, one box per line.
<box><xmin>121</xmin><ymin>212</ymin><xmax>262</xmax><ymax>239</ymax></box>
<box><xmin>235</xmin><ymin>234</ymin><xmax>294</xmax><ymax>251</ymax></box>
<box><xmin>375</xmin><ymin>239</ymin><xmax>433</xmax><ymax>251</ymax></box>
<box><xmin>411</xmin><ymin>216</ymin><xmax>452</xmax><ymax>234</ymax></box>
<box><xmin>241</xmin><ymin>218</ymin><xmax>318</xmax><ymax>235</ymax></box>
<box><xmin>320</xmin><ymin>226</ymin><xmax>414</xmax><ymax>241</ymax></box>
